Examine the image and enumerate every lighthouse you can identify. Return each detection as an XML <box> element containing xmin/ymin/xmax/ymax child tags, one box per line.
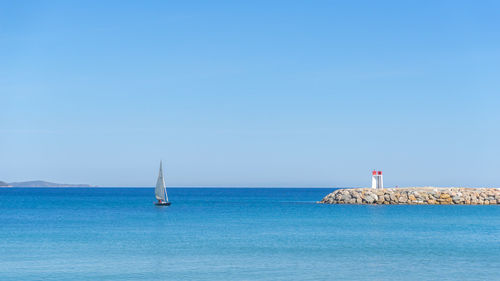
<box><xmin>371</xmin><ymin>170</ymin><xmax>383</xmax><ymax>189</ymax></box>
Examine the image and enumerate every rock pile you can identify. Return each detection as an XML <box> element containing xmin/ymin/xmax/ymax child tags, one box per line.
<box><xmin>319</xmin><ymin>187</ymin><xmax>500</xmax><ymax>205</ymax></box>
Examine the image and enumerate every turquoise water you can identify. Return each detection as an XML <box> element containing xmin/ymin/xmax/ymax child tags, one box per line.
<box><xmin>0</xmin><ymin>188</ymin><xmax>499</xmax><ymax>281</ymax></box>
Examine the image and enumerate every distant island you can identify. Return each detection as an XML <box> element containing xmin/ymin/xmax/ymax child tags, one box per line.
<box><xmin>0</xmin><ymin>180</ymin><xmax>96</xmax><ymax>188</ymax></box>
<box><xmin>0</xmin><ymin>181</ymin><xmax>11</xmax><ymax>187</ymax></box>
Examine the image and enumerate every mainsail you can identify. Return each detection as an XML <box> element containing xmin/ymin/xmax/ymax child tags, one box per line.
<box><xmin>155</xmin><ymin>161</ymin><xmax>168</xmax><ymax>201</ymax></box>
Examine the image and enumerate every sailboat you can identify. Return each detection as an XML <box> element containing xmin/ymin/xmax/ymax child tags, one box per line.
<box><xmin>154</xmin><ymin>161</ymin><xmax>171</xmax><ymax>206</ymax></box>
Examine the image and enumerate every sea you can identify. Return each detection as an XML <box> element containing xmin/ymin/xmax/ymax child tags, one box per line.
<box><xmin>0</xmin><ymin>187</ymin><xmax>499</xmax><ymax>281</ymax></box>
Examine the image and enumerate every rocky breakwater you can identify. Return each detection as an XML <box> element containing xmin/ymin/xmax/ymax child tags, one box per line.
<box><xmin>319</xmin><ymin>187</ymin><xmax>500</xmax><ymax>205</ymax></box>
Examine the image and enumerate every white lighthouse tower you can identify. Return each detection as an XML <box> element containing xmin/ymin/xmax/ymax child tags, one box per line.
<box><xmin>371</xmin><ymin>170</ymin><xmax>384</xmax><ymax>189</ymax></box>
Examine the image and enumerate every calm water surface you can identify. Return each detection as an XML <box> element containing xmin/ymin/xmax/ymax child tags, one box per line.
<box><xmin>0</xmin><ymin>188</ymin><xmax>499</xmax><ymax>280</ymax></box>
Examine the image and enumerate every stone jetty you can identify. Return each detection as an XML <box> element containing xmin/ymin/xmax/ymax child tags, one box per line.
<box><xmin>319</xmin><ymin>187</ymin><xmax>500</xmax><ymax>205</ymax></box>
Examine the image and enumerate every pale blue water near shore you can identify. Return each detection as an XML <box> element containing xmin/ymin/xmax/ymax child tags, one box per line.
<box><xmin>1</xmin><ymin>188</ymin><xmax>499</xmax><ymax>281</ymax></box>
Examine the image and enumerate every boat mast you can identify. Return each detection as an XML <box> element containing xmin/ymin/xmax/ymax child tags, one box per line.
<box><xmin>162</xmin><ymin>162</ymin><xmax>168</xmax><ymax>202</ymax></box>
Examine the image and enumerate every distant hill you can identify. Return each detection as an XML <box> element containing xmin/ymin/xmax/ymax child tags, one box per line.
<box><xmin>7</xmin><ymin>180</ymin><xmax>96</xmax><ymax>187</ymax></box>
<box><xmin>0</xmin><ymin>181</ymin><xmax>12</xmax><ymax>187</ymax></box>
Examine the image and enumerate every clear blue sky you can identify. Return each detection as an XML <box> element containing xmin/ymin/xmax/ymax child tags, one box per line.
<box><xmin>1</xmin><ymin>0</ymin><xmax>499</xmax><ymax>187</ymax></box>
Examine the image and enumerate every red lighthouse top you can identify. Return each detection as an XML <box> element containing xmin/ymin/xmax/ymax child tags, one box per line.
<box><xmin>372</xmin><ymin>170</ymin><xmax>383</xmax><ymax>175</ymax></box>
<box><xmin>378</xmin><ymin>171</ymin><xmax>382</xmax><ymax>175</ymax></box>
<box><xmin>372</xmin><ymin>170</ymin><xmax>377</xmax><ymax>175</ymax></box>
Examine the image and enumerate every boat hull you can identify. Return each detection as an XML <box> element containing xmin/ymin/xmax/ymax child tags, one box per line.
<box><xmin>154</xmin><ymin>202</ymin><xmax>171</xmax><ymax>206</ymax></box>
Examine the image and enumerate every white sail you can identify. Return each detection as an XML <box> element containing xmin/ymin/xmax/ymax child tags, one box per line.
<box><xmin>155</xmin><ymin>161</ymin><xmax>166</xmax><ymax>201</ymax></box>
